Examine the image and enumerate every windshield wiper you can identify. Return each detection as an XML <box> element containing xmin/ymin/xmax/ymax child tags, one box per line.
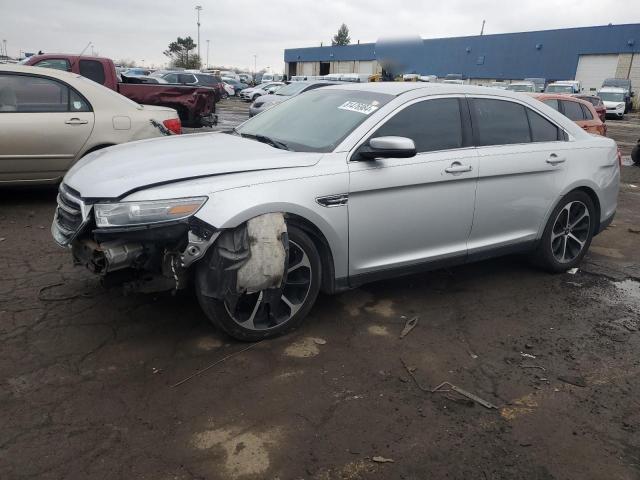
<box><xmin>240</xmin><ymin>133</ymin><xmax>291</xmax><ymax>151</ymax></box>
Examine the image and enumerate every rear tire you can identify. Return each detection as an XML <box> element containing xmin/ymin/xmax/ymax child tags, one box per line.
<box><xmin>532</xmin><ymin>191</ymin><xmax>595</xmax><ymax>273</ymax></box>
<box><xmin>196</xmin><ymin>226</ymin><xmax>322</xmax><ymax>341</ymax></box>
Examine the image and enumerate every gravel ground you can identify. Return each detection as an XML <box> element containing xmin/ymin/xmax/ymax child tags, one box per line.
<box><xmin>1</xmin><ymin>100</ymin><xmax>640</xmax><ymax>480</ymax></box>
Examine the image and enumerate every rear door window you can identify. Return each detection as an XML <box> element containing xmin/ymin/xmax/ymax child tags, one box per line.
<box><xmin>178</xmin><ymin>74</ymin><xmax>196</xmax><ymax>84</ymax></box>
<box><xmin>163</xmin><ymin>73</ymin><xmax>179</xmax><ymax>83</ymax></box>
<box><xmin>580</xmin><ymin>103</ymin><xmax>594</xmax><ymax>120</ymax></box>
<box><xmin>79</xmin><ymin>60</ymin><xmax>106</xmax><ymax>85</ymax></box>
<box><xmin>560</xmin><ymin>100</ymin><xmax>585</xmax><ymax>121</ymax></box>
<box><xmin>373</xmin><ymin>98</ymin><xmax>464</xmax><ymax>153</ymax></box>
<box><xmin>471</xmin><ymin>98</ymin><xmax>530</xmax><ymax>146</ymax></box>
<box><xmin>542</xmin><ymin>99</ymin><xmax>559</xmax><ymax>111</ymax></box>
<box><xmin>526</xmin><ymin>108</ymin><xmax>560</xmax><ymax>142</ymax></box>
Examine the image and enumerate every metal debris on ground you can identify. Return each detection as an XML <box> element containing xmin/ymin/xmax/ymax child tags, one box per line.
<box><xmin>557</xmin><ymin>375</ymin><xmax>587</xmax><ymax>388</ymax></box>
<box><xmin>170</xmin><ymin>341</ymin><xmax>263</xmax><ymax>388</ymax></box>
<box><xmin>400</xmin><ymin>358</ymin><xmax>498</xmax><ymax>409</ymax></box>
<box><xmin>567</xmin><ymin>268</ymin><xmax>579</xmax><ymax>275</ymax></box>
<box><xmin>521</xmin><ymin>352</ymin><xmax>536</xmax><ymax>359</ymax></box>
<box><xmin>565</xmin><ymin>281</ymin><xmax>583</xmax><ymax>287</ymax></box>
<box><xmin>372</xmin><ymin>456</ymin><xmax>395</xmax><ymax>463</ymax></box>
<box><xmin>521</xmin><ymin>365</ymin><xmax>546</xmax><ymax>371</ymax></box>
<box><xmin>399</xmin><ymin>316</ymin><xmax>418</xmax><ymax>338</ymax></box>
<box><xmin>313</xmin><ymin>338</ymin><xmax>327</xmax><ymax>345</ymax></box>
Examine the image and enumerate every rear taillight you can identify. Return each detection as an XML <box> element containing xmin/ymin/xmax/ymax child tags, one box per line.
<box><xmin>163</xmin><ymin>118</ymin><xmax>182</xmax><ymax>135</ymax></box>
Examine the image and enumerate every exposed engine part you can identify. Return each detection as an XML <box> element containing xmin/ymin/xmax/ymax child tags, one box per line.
<box><xmin>196</xmin><ymin>212</ymin><xmax>289</xmax><ymax>305</ymax></box>
<box><xmin>237</xmin><ymin>213</ymin><xmax>288</xmax><ymax>293</ymax></box>
<box><xmin>103</xmin><ymin>242</ymin><xmax>145</xmax><ymax>272</ymax></box>
<box><xmin>72</xmin><ymin>238</ymin><xmax>146</xmax><ymax>274</ymax></box>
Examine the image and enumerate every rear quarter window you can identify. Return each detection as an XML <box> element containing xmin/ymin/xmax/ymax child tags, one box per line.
<box><xmin>79</xmin><ymin>60</ymin><xmax>106</xmax><ymax>85</ymax></box>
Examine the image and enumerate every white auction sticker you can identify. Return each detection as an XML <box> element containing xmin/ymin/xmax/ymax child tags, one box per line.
<box><xmin>338</xmin><ymin>101</ymin><xmax>379</xmax><ymax>115</ymax></box>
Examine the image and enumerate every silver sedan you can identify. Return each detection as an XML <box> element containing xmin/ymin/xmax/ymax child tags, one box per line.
<box><xmin>53</xmin><ymin>83</ymin><xmax>620</xmax><ymax>341</ymax></box>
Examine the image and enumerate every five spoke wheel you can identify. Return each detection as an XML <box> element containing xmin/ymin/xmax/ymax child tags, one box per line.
<box><xmin>550</xmin><ymin>201</ymin><xmax>591</xmax><ymax>264</ymax></box>
<box><xmin>224</xmin><ymin>240</ymin><xmax>313</xmax><ymax>332</ymax></box>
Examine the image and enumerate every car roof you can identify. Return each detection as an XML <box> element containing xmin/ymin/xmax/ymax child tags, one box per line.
<box><xmin>599</xmin><ymin>87</ymin><xmax>626</xmax><ymax>93</ymax></box>
<box><xmin>322</xmin><ymin>81</ymin><xmax>539</xmax><ymax>98</ymax></box>
<box><xmin>0</xmin><ymin>63</ymin><xmax>83</xmax><ymax>81</ymax></box>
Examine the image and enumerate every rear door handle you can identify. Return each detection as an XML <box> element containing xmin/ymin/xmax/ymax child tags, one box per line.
<box><xmin>65</xmin><ymin>118</ymin><xmax>88</xmax><ymax>125</ymax></box>
<box><xmin>445</xmin><ymin>162</ymin><xmax>473</xmax><ymax>174</ymax></box>
<box><xmin>546</xmin><ymin>154</ymin><xmax>566</xmax><ymax>165</ymax></box>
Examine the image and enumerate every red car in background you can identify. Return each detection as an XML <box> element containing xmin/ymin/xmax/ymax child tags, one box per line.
<box><xmin>23</xmin><ymin>54</ymin><xmax>216</xmax><ymax>127</ymax></box>
<box><xmin>573</xmin><ymin>94</ymin><xmax>607</xmax><ymax>123</ymax></box>
<box><xmin>531</xmin><ymin>93</ymin><xmax>607</xmax><ymax>137</ymax></box>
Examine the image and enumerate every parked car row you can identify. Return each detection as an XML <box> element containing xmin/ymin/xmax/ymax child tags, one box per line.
<box><xmin>23</xmin><ymin>54</ymin><xmax>216</xmax><ymax>127</ymax></box>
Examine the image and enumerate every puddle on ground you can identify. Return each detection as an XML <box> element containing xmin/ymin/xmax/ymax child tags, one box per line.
<box><xmin>613</xmin><ymin>279</ymin><xmax>640</xmax><ymax>306</ymax></box>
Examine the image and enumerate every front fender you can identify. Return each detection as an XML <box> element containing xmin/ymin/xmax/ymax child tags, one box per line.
<box><xmin>194</xmin><ymin>175</ymin><xmax>349</xmax><ymax>280</ymax></box>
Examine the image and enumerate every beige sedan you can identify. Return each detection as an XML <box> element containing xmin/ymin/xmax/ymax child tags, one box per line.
<box><xmin>0</xmin><ymin>65</ymin><xmax>181</xmax><ymax>185</ymax></box>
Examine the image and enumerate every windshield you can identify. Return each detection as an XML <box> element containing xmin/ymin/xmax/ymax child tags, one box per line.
<box><xmin>275</xmin><ymin>82</ymin><xmax>310</xmax><ymax>96</ymax></box>
<box><xmin>507</xmin><ymin>84</ymin><xmax>534</xmax><ymax>92</ymax></box>
<box><xmin>236</xmin><ymin>89</ymin><xmax>393</xmax><ymax>153</ymax></box>
<box><xmin>546</xmin><ymin>85</ymin><xmax>573</xmax><ymax>93</ymax></box>
<box><xmin>598</xmin><ymin>92</ymin><xmax>625</xmax><ymax>102</ymax></box>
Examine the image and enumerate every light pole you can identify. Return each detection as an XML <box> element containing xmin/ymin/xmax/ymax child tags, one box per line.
<box><xmin>195</xmin><ymin>5</ymin><xmax>202</xmax><ymax>66</ymax></box>
<box><xmin>253</xmin><ymin>54</ymin><xmax>257</xmax><ymax>76</ymax></box>
<box><xmin>206</xmin><ymin>39</ymin><xmax>210</xmax><ymax>69</ymax></box>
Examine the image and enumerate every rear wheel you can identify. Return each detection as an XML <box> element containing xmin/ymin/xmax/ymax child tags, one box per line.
<box><xmin>196</xmin><ymin>226</ymin><xmax>322</xmax><ymax>341</ymax></box>
<box><xmin>533</xmin><ymin>191</ymin><xmax>595</xmax><ymax>272</ymax></box>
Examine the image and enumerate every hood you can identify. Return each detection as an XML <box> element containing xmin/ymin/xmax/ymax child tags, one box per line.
<box><xmin>601</xmin><ymin>99</ymin><xmax>625</xmax><ymax>108</ymax></box>
<box><xmin>257</xmin><ymin>95</ymin><xmax>288</xmax><ymax>106</ymax></box>
<box><xmin>64</xmin><ymin>133</ymin><xmax>322</xmax><ymax>199</ymax></box>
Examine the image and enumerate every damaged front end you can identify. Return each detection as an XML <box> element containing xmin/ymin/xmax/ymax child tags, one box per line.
<box><xmin>52</xmin><ymin>184</ymin><xmax>289</xmax><ymax>299</ymax></box>
<box><xmin>52</xmin><ymin>184</ymin><xmax>218</xmax><ymax>293</ymax></box>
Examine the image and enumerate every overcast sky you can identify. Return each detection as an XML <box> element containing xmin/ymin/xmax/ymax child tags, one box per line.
<box><xmin>2</xmin><ymin>0</ymin><xmax>637</xmax><ymax>71</ymax></box>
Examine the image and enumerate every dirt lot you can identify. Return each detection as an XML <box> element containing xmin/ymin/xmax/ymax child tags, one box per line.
<box><xmin>1</xmin><ymin>101</ymin><xmax>640</xmax><ymax>480</ymax></box>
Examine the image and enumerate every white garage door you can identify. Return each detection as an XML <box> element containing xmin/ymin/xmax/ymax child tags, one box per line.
<box><xmin>358</xmin><ymin>61</ymin><xmax>374</xmax><ymax>75</ymax></box>
<box><xmin>575</xmin><ymin>54</ymin><xmax>619</xmax><ymax>93</ymax></box>
<box><xmin>301</xmin><ymin>62</ymin><xmax>314</xmax><ymax>76</ymax></box>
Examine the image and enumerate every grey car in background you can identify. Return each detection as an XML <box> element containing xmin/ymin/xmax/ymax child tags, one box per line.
<box><xmin>249</xmin><ymin>80</ymin><xmax>340</xmax><ymax>116</ymax></box>
<box><xmin>52</xmin><ymin>83</ymin><xmax>619</xmax><ymax>341</ymax></box>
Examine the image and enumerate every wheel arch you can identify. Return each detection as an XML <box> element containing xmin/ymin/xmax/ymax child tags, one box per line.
<box><xmin>540</xmin><ymin>181</ymin><xmax>604</xmax><ymax>238</ymax></box>
<box><xmin>80</xmin><ymin>143</ymin><xmax>115</xmax><ymax>158</ymax></box>
<box><xmin>201</xmin><ymin>202</ymin><xmax>347</xmax><ymax>293</ymax></box>
<box><xmin>286</xmin><ymin>213</ymin><xmax>337</xmax><ymax>295</ymax></box>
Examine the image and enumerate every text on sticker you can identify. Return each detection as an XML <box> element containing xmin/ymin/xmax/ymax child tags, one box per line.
<box><xmin>338</xmin><ymin>101</ymin><xmax>379</xmax><ymax>115</ymax></box>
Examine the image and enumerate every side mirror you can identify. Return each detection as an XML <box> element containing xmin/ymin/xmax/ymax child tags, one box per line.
<box><xmin>356</xmin><ymin>136</ymin><xmax>416</xmax><ymax>160</ymax></box>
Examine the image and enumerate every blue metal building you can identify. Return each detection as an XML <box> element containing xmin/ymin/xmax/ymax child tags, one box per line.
<box><xmin>284</xmin><ymin>23</ymin><xmax>640</xmax><ymax>91</ymax></box>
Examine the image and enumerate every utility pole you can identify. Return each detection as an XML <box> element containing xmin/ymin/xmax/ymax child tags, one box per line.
<box><xmin>195</xmin><ymin>5</ymin><xmax>202</xmax><ymax>65</ymax></box>
<box><xmin>480</xmin><ymin>20</ymin><xmax>486</xmax><ymax>36</ymax></box>
<box><xmin>206</xmin><ymin>39</ymin><xmax>210</xmax><ymax>69</ymax></box>
<box><xmin>253</xmin><ymin>54</ymin><xmax>257</xmax><ymax>76</ymax></box>
<box><xmin>2</xmin><ymin>39</ymin><xmax>7</xmax><ymax>59</ymax></box>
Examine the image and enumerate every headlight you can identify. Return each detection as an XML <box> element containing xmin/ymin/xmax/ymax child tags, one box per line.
<box><xmin>94</xmin><ymin>197</ymin><xmax>207</xmax><ymax>228</ymax></box>
<box><xmin>617</xmin><ymin>103</ymin><xmax>625</xmax><ymax>109</ymax></box>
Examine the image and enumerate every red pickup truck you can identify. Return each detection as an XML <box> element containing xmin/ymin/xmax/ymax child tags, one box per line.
<box><xmin>24</xmin><ymin>54</ymin><xmax>216</xmax><ymax>127</ymax></box>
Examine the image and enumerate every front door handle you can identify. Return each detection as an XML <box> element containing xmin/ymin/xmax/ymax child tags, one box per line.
<box><xmin>546</xmin><ymin>154</ymin><xmax>566</xmax><ymax>165</ymax></box>
<box><xmin>65</xmin><ymin>118</ymin><xmax>88</xmax><ymax>125</ymax></box>
<box><xmin>445</xmin><ymin>162</ymin><xmax>473</xmax><ymax>174</ymax></box>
